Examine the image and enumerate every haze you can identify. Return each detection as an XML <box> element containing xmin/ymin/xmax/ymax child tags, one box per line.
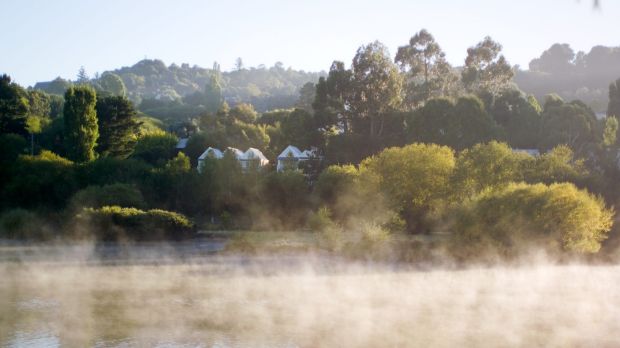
<box><xmin>2</xmin><ymin>0</ymin><xmax>618</xmax><ymax>87</ymax></box>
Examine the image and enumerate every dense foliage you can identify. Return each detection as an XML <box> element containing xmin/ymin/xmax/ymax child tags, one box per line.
<box><xmin>2</xmin><ymin>31</ymin><xmax>620</xmax><ymax>260</ymax></box>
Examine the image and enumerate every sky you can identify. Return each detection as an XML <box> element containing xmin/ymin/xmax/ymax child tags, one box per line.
<box><xmin>1</xmin><ymin>0</ymin><xmax>619</xmax><ymax>87</ymax></box>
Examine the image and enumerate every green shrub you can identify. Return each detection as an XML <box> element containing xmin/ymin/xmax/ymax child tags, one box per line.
<box><xmin>449</xmin><ymin>182</ymin><xmax>614</xmax><ymax>260</ymax></box>
<box><xmin>0</xmin><ymin>209</ymin><xmax>49</xmax><ymax>240</ymax></box>
<box><xmin>69</xmin><ymin>184</ymin><xmax>145</xmax><ymax>211</ymax></box>
<box><xmin>74</xmin><ymin>205</ymin><xmax>194</xmax><ymax>241</ymax></box>
<box><xmin>308</xmin><ymin>207</ymin><xmax>344</xmax><ymax>252</ymax></box>
<box><xmin>3</xmin><ymin>151</ymin><xmax>77</xmax><ymax>209</ymax></box>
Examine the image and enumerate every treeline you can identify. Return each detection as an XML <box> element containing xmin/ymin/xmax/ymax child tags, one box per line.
<box><xmin>2</xmin><ymin>28</ymin><xmax>620</xmax><ymax>261</ymax></box>
<box><xmin>33</xmin><ymin>60</ymin><xmax>324</xmax><ymax>114</ymax></box>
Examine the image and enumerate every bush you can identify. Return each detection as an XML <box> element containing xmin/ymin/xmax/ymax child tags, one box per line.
<box><xmin>2</xmin><ymin>151</ymin><xmax>77</xmax><ymax>209</ymax></box>
<box><xmin>131</xmin><ymin>131</ymin><xmax>178</xmax><ymax>166</ymax></box>
<box><xmin>449</xmin><ymin>182</ymin><xmax>614</xmax><ymax>260</ymax></box>
<box><xmin>0</xmin><ymin>209</ymin><xmax>49</xmax><ymax>240</ymax></box>
<box><xmin>74</xmin><ymin>206</ymin><xmax>194</xmax><ymax>241</ymax></box>
<box><xmin>69</xmin><ymin>184</ymin><xmax>145</xmax><ymax>211</ymax></box>
<box><xmin>308</xmin><ymin>207</ymin><xmax>344</xmax><ymax>252</ymax></box>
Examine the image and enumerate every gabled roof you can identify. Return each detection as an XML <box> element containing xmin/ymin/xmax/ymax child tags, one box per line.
<box><xmin>198</xmin><ymin>147</ymin><xmax>224</xmax><ymax>160</ymax></box>
<box><xmin>226</xmin><ymin>147</ymin><xmax>245</xmax><ymax>159</ymax></box>
<box><xmin>176</xmin><ymin>138</ymin><xmax>189</xmax><ymax>149</ymax></box>
<box><xmin>277</xmin><ymin>145</ymin><xmax>304</xmax><ymax>159</ymax></box>
<box><xmin>244</xmin><ymin>147</ymin><xmax>269</xmax><ymax>161</ymax></box>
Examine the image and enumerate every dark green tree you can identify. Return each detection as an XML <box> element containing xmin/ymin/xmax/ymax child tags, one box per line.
<box><xmin>204</xmin><ymin>73</ymin><xmax>224</xmax><ymax>113</ymax></box>
<box><xmin>540</xmin><ymin>99</ymin><xmax>598</xmax><ymax>153</ymax></box>
<box><xmin>313</xmin><ymin>61</ymin><xmax>354</xmax><ymax>133</ymax></box>
<box><xmin>95</xmin><ymin>96</ymin><xmax>141</xmax><ymax>158</ymax></box>
<box><xmin>490</xmin><ymin>90</ymin><xmax>542</xmax><ymax>148</ymax></box>
<box><xmin>0</xmin><ymin>75</ymin><xmax>29</xmax><ymax>135</ymax></box>
<box><xmin>608</xmin><ymin>79</ymin><xmax>620</xmax><ymax>119</ymax></box>
<box><xmin>63</xmin><ymin>85</ymin><xmax>99</xmax><ymax>162</ymax></box>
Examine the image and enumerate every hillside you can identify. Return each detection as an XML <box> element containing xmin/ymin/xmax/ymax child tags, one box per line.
<box><xmin>515</xmin><ymin>44</ymin><xmax>620</xmax><ymax>113</ymax></box>
<box><xmin>35</xmin><ymin>59</ymin><xmax>325</xmax><ymax>112</ymax></box>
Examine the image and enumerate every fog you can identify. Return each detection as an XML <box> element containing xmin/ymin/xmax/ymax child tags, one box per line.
<box><xmin>1</xmin><ymin>246</ymin><xmax>619</xmax><ymax>347</ymax></box>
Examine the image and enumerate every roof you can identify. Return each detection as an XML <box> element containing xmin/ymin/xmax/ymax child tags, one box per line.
<box><xmin>176</xmin><ymin>138</ymin><xmax>189</xmax><ymax>149</ymax></box>
<box><xmin>226</xmin><ymin>147</ymin><xmax>245</xmax><ymax>159</ymax></box>
<box><xmin>198</xmin><ymin>147</ymin><xmax>224</xmax><ymax>160</ymax></box>
<box><xmin>243</xmin><ymin>148</ymin><xmax>269</xmax><ymax>161</ymax></box>
<box><xmin>277</xmin><ymin>145</ymin><xmax>304</xmax><ymax>159</ymax></box>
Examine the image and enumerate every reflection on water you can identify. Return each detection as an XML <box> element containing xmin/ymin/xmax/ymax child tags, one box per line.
<box><xmin>1</xmin><ymin>247</ymin><xmax>620</xmax><ymax>347</ymax></box>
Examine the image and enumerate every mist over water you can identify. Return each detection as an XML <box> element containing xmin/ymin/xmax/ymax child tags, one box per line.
<box><xmin>1</xmin><ymin>246</ymin><xmax>620</xmax><ymax>347</ymax></box>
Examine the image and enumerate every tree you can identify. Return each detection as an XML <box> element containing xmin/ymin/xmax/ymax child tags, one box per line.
<box><xmin>408</xmin><ymin>95</ymin><xmax>498</xmax><ymax>150</ymax></box>
<box><xmin>395</xmin><ymin>29</ymin><xmax>458</xmax><ymax>108</ymax></box>
<box><xmin>407</xmin><ymin>97</ymin><xmax>455</xmax><ymax>145</ymax></box>
<box><xmin>131</xmin><ymin>131</ymin><xmax>178</xmax><ymax>166</ymax></box>
<box><xmin>603</xmin><ymin>116</ymin><xmax>618</xmax><ymax>147</ymax></box>
<box><xmin>0</xmin><ymin>74</ymin><xmax>29</xmax><ymax>135</ymax></box>
<box><xmin>63</xmin><ymin>85</ymin><xmax>99</xmax><ymax>162</ymax></box>
<box><xmin>235</xmin><ymin>57</ymin><xmax>244</xmax><ymax>71</ymax></box>
<box><xmin>315</xmin><ymin>164</ymin><xmax>362</xmax><ymax>222</ymax></box>
<box><xmin>452</xmin><ymin>141</ymin><xmax>532</xmax><ymax>199</ymax></box>
<box><xmin>279</xmin><ymin>108</ymin><xmax>321</xmax><ymax>150</ymax></box>
<box><xmin>95</xmin><ymin>96</ymin><xmax>141</xmax><ymax>158</ymax></box>
<box><xmin>462</xmin><ymin>37</ymin><xmax>514</xmax><ymax>95</ymax></box>
<box><xmin>449</xmin><ymin>182</ymin><xmax>613</xmax><ymax>260</ymax></box>
<box><xmin>204</xmin><ymin>73</ymin><xmax>224</xmax><ymax>113</ymax></box>
<box><xmin>296</xmin><ymin>82</ymin><xmax>315</xmax><ymax>112</ymax></box>
<box><xmin>45</xmin><ymin>77</ymin><xmax>73</xmax><ymax>96</ymax></box>
<box><xmin>524</xmin><ymin>145</ymin><xmax>589</xmax><ymax>185</ymax></box>
<box><xmin>360</xmin><ymin>143</ymin><xmax>455</xmax><ymax>232</ymax></box>
<box><xmin>490</xmin><ymin>89</ymin><xmax>542</xmax><ymax>148</ymax></box>
<box><xmin>77</xmin><ymin>66</ymin><xmax>89</xmax><ymax>83</ymax></box>
<box><xmin>540</xmin><ymin>99</ymin><xmax>598</xmax><ymax>153</ymax></box>
<box><xmin>608</xmin><ymin>78</ymin><xmax>620</xmax><ymax>119</ymax></box>
<box><xmin>350</xmin><ymin>41</ymin><xmax>403</xmax><ymax>140</ymax></box>
<box><xmin>229</xmin><ymin>103</ymin><xmax>257</xmax><ymax>123</ymax></box>
<box><xmin>313</xmin><ymin>61</ymin><xmax>354</xmax><ymax>133</ymax></box>
<box><xmin>529</xmin><ymin>43</ymin><xmax>575</xmax><ymax>74</ymax></box>
<box><xmin>97</xmin><ymin>72</ymin><xmax>127</xmax><ymax>97</ymax></box>
<box><xmin>450</xmin><ymin>95</ymin><xmax>499</xmax><ymax>150</ymax></box>
<box><xmin>2</xmin><ymin>151</ymin><xmax>77</xmax><ymax>209</ymax></box>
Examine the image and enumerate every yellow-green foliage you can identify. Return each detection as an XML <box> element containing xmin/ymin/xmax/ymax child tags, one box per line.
<box><xmin>76</xmin><ymin>205</ymin><xmax>194</xmax><ymax>241</ymax></box>
<box><xmin>450</xmin><ymin>182</ymin><xmax>613</xmax><ymax>259</ymax></box>
<box><xmin>453</xmin><ymin>141</ymin><xmax>532</xmax><ymax>198</ymax></box>
<box><xmin>360</xmin><ymin>143</ymin><xmax>455</xmax><ymax>212</ymax></box>
<box><xmin>524</xmin><ymin>145</ymin><xmax>588</xmax><ymax>184</ymax></box>
<box><xmin>308</xmin><ymin>206</ymin><xmax>344</xmax><ymax>252</ymax></box>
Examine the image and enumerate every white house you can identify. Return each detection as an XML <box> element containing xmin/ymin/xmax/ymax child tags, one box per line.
<box><xmin>277</xmin><ymin>145</ymin><xmax>321</xmax><ymax>172</ymax></box>
<box><xmin>240</xmin><ymin>148</ymin><xmax>270</xmax><ymax>170</ymax></box>
<box><xmin>197</xmin><ymin>147</ymin><xmax>269</xmax><ymax>173</ymax></box>
<box><xmin>197</xmin><ymin>147</ymin><xmax>224</xmax><ymax>173</ymax></box>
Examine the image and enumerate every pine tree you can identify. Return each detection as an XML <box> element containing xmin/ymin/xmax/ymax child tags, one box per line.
<box><xmin>95</xmin><ymin>96</ymin><xmax>141</xmax><ymax>158</ymax></box>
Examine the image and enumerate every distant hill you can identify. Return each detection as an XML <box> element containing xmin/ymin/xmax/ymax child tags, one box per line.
<box><xmin>35</xmin><ymin>59</ymin><xmax>325</xmax><ymax>112</ymax></box>
<box><xmin>33</xmin><ymin>44</ymin><xmax>620</xmax><ymax>114</ymax></box>
<box><xmin>515</xmin><ymin>44</ymin><xmax>620</xmax><ymax>113</ymax></box>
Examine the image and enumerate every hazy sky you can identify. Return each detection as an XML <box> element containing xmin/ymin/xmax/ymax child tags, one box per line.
<box><xmin>2</xmin><ymin>0</ymin><xmax>618</xmax><ymax>87</ymax></box>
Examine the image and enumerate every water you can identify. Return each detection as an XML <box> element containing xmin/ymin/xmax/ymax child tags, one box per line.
<box><xmin>1</xmin><ymin>244</ymin><xmax>620</xmax><ymax>347</ymax></box>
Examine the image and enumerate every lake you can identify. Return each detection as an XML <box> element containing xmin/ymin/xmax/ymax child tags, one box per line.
<box><xmin>1</xmin><ymin>243</ymin><xmax>619</xmax><ymax>347</ymax></box>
